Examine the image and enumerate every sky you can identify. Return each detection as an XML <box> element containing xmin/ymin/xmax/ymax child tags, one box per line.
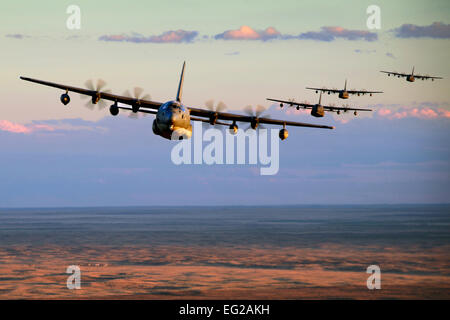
<box><xmin>0</xmin><ymin>0</ymin><xmax>449</xmax><ymax>206</ymax></box>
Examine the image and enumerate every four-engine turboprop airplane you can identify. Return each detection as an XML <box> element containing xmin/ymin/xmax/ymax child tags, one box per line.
<box><xmin>380</xmin><ymin>67</ymin><xmax>443</xmax><ymax>82</ymax></box>
<box><xmin>306</xmin><ymin>80</ymin><xmax>383</xmax><ymax>99</ymax></box>
<box><xmin>267</xmin><ymin>92</ymin><xmax>372</xmax><ymax>117</ymax></box>
<box><xmin>20</xmin><ymin>62</ymin><xmax>334</xmax><ymax>141</ymax></box>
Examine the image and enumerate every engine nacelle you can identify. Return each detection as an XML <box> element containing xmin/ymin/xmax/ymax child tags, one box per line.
<box><xmin>354</xmin><ymin>111</ymin><xmax>358</xmax><ymax>116</ymax></box>
<box><xmin>209</xmin><ymin>114</ymin><xmax>218</xmax><ymax>125</ymax></box>
<box><xmin>60</xmin><ymin>93</ymin><xmax>70</xmax><ymax>105</ymax></box>
<box><xmin>250</xmin><ymin>118</ymin><xmax>258</xmax><ymax>130</ymax></box>
<box><xmin>109</xmin><ymin>104</ymin><xmax>119</xmax><ymax>116</ymax></box>
<box><xmin>152</xmin><ymin>119</ymin><xmax>161</xmax><ymax>135</ymax></box>
<box><xmin>279</xmin><ymin>103</ymin><xmax>283</xmax><ymax>108</ymax></box>
<box><xmin>91</xmin><ymin>95</ymin><xmax>100</xmax><ymax>104</ymax></box>
<box><xmin>229</xmin><ymin>123</ymin><xmax>238</xmax><ymax>135</ymax></box>
<box><xmin>279</xmin><ymin>128</ymin><xmax>288</xmax><ymax>140</ymax></box>
<box><xmin>132</xmin><ymin>104</ymin><xmax>140</xmax><ymax>113</ymax></box>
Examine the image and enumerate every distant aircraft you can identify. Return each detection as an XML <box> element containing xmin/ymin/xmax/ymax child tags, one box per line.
<box><xmin>380</xmin><ymin>67</ymin><xmax>443</xmax><ymax>82</ymax></box>
<box><xmin>306</xmin><ymin>80</ymin><xmax>383</xmax><ymax>99</ymax></box>
<box><xmin>267</xmin><ymin>92</ymin><xmax>372</xmax><ymax>117</ymax></box>
<box><xmin>20</xmin><ymin>62</ymin><xmax>334</xmax><ymax>141</ymax></box>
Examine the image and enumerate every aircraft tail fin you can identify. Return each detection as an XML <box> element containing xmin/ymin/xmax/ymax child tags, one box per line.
<box><xmin>176</xmin><ymin>61</ymin><xmax>186</xmax><ymax>102</ymax></box>
<box><xmin>344</xmin><ymin>79</ymin><xmax>347</xmax><ymax>90</ymax></box>
<box><xmin>318</xmin><ymin>91</ymin><xmax>322</xmax><ymax>105</ymax></box>
<box><xmin>412</xmin><ymin>66</ymin><xmax>415</xmax><ymax>76</ymax></box>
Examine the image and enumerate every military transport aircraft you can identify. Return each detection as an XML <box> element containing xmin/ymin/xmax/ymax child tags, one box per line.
<box><xmin>380</xmin><ymin>67</ymin><xmax>443</xmax><ymax>82</ymax></box>
<box><xmin>267</xmin><ymin>92</ymin><xmax>372</xmax><ymax>117</ymax></box>
<box><xmin>20</xmin><ymin>62</ymin><xmax>334</xmax><ymax>141</ymax></box>
<box><xmin>306</xmin><ymin>80</ymin><xmax>383</xmax><ymax>99</ymax></box>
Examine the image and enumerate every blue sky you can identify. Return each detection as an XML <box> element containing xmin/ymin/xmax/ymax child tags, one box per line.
<box><xmin>0</xmin><ymin>0</ymin><xmax>449</xmax><ymax>206</ymax></box>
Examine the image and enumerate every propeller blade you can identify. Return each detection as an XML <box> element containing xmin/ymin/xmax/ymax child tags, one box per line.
<box><xmin>243</xmin><ymin>105</ymin><xmax>254</xmax><ymax>116</ymax></box>
<box><xmin>84</xmin><ymin>101</ymin><xmax>95</xmax><ymax>110</ymax></box>
<box><xmin>134</xmin><ymin>87</ymin><xmax>144</xmax><ymax>99</ymax></box>
<box><xmin>255</xmin><ymin>104</ymin><xmax>266</xmax><ymax>117</ymax></box>
<box><xmin>204</xmin><ymin>99</ymin><xmax>227</xmax><ymax>113</ymax></box>
<box><xmin>205</xmin><ymin>99</ymin><xmax>215</xmax><ymax>110</ymax></box>
<box><xmin>85</xmin><ymin>79</ymin><xmax>94</xmax><ymax>91</ymax></box>
<box><xmin>96</xmin><ymin>79</ymin><xmax>107</xmax><ymax>91</ymax></box>
<box><xmin>141</xmin><ymin>94</ymin><xmax>151</xmax><ymax>101</ymax></box>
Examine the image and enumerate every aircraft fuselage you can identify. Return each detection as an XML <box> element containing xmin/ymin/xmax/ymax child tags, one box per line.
<box><xmin>338</xmin><ymin>91</ymin><xmax>349</xmax><ymax>99</ymax></box>
<box><xmin>152</xmin><ymin>100</ymin><xmax>192</xmax><ymax>140</ymax></box>
<box><xmin>407</xmin><ymin>75</ymin><xmax>415</xmax><ymax>82</ymax></box>
<box><xmin>311</xmin><ymin>104</ymin><xmax>325</xmax><ymax>117</ymax></box>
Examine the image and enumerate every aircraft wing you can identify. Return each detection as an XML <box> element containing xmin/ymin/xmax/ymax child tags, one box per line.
<box><xmin>188</xmin><ymin>106</ymin><xmax>334</xmax><ymax>130</ymax></box>
<box><xmin>267</xmin><ymin>98</ymin><xmax>371</xmax><ymax>113</ymax></box>
<box><xmin>413</xmin><ymin>74</ymin><xmax>443</xmax><ymax>80</ymax></box>
<box><xmin>380</xmin><ymin>71</ymin><xmax>408</xmax><ymax>78</ymax></box>
<box><xmin>322</xmin><ymin>105</ymin><xmax>372</xmax><ymax>112</ymax></box>
<box><xmin>117</xmin><ymin>105</ymin><xmax>157</xmax><ymax>114</ymax></box>
<box><xmin>305</xmin><ymin>87</ymin><xmax>341</xmax><ymax>94</ymax></box>
<box><xmin>346</xmin><ymin>89</ymin><xmax>383</xmax><ymax>95</ymax></box>
<box><xmin>20</xmin><ymin>76</ymin><xmax>163</xmax><ymax>109</ymax></box>
<box><xmin>20</xmin><ymin>76</ymin><xmax>333</xmax><ymax>130</ymax></box>
<box><xmin>266</xmin><ymin>98</ymin><xmax>315</xmax><ymax>109</ymax></box>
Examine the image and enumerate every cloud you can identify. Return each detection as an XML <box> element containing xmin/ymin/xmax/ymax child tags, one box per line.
<box><xmin>0</xmin><ymin>120</ymin><xmax>57</xmax><ymax>134</ymax></box>
<box><xmin>386</xmin><ymin>52</ymin><xmax>395</xmax><ymax>59</ymax></box>
<box><xmin>297</xmin><ymin>26</ymin><xmax>378</xmax><ymax>42</ymax></box>
<box><xmin>393</xmin><ymin>22</ymin><xmax>450</xmax><ymax>39</ymax></box>
<box><xmin>0</xmin><ymin>119</ymin><xmax>108</xmax><ymax>134</ymax></box>
<box><xmin>376</xmin><ymin>106</ymin><xmax>450</xmax><ymax>120</ymax></box>
<box><xmin>354</xmin><ymin>49</ymin><xmax>377</xmax><ymax>54</ymax></box>
<box><xmin>215</xmin><ymin>26</ymin><xmax>281</xmax><ymax>41</ymax></box>
<box><xmin>214</xmin><ymin>25</ymin><xmax>377</xmax><ymax>42</ymax></box>
<box><xmin>5</xmin><ymin>34</ymin><xmax>29</xmax><ymax>39</ymax></box>
<box><xmin>0</xmin><ymin>120</ymin><xmax>32</xmax><ymax>133</ymax></box>
<box><xmin>99</xmin><ymin>30</ymin><xmax>198</xmax><ymax>43</ymax></box>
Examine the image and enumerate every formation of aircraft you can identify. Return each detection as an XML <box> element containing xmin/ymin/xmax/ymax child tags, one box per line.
<box><xmin>267</xmin><ymin>65</ymin><xmax>442</xmax><ymax>119</ymax></box>
<box><xmin>20</xmin><ymin>62</ymin><xmax>334</xmax><ymax>141</ymax></box>
<box><xmin>20</xmin><ymin>61</ymin><xmax>445</xmax><ymax>140</ymax></box>
<box><xmin>267</xmin><ymin>92</ymin><xmax>372</xmax><ymax>117</ymax></box>
<box><xmin>380</xmin><ymin>67</ymin><xmax>443</xmax><ymax>82</ymax></box>
<box><xmin>306</xmin><ymin>80</ymin><xmax>383</xmax><ymax>99</ymax></box>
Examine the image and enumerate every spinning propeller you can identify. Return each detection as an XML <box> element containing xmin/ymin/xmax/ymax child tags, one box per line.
<box><xmin>80</xmin><ymin>79</ymin><xmax>111</xmax><ymax>110</ymax></box>
<box><xmin>123</xmin><ymin>87</ymin><xmax>152</xmax><ymax>119</ymax></box>
<box><xmin>243</xmin><ymin>104</ymin><xmax>270</xmax><ymax>130</ymax></box>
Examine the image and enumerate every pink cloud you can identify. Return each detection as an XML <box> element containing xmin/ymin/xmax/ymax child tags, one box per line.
<box><xmin>215</xmin><ymin>26</ymin><xmax>281</xmax><ymax>41</ymax></box>
<box><xmin>33</xmin><ymin>124</ymin><xmax>55</xmax><ymax>131</ymax></box>
<box><xmin>0</xmin><ymin>120</ymin><xmax>32</xmax><ymax>133</ymax></box>
<box><xmin>0</xmin><ymin>120</ymin><xmax>56</xmax><ymax>134</ymax></box>
<box><xmin>438</xmin><ymin>108</ymin><xmax>450</xmax><ymax>118</ymax></box>
<box><xmin>285</xmin><ymin>108</ymin><xmax>310</xmax><ymax>115</ymax></box>
<box><xmin>378</xmin><ymin>108</ymin><xmax>392</xmax><ymax>116</ymax></box>
<box><xmin>377</xmin><ymin>106</ymin><xmax>450</xmax><ymax>120</ymax></box>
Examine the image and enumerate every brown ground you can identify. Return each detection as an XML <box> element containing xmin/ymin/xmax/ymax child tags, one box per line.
<box><xmin>0</xmin><ymin>244</ymin><xmax>449</xmax><ymax>299</ymax></box>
